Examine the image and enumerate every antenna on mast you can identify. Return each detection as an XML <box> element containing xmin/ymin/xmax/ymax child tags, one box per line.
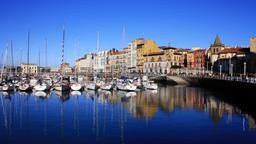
<box><xmin>61</xmin><ymin>26</ymin><xmax>65</xmax><ymax>66</ymax></box>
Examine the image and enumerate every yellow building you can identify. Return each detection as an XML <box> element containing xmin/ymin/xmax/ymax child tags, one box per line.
<box><xmin>21</xmin><ymin>63</ymin><xmax>38</xmax><ymax>74</ymax></box>
<box><xmin>132</xmin><ymin>38</ymin><xmax>161</xmax><ymax>73</ymax></box>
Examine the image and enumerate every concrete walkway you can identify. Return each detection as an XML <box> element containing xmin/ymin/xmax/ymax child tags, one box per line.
<box><xmin>166</xmin><ymin>76</ymin><xmax>190</xmax><ymax>85</ymax></box>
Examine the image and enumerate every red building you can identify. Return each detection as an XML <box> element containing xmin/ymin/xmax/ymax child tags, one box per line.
<box><xmin>193</xmin><ymin>49</ymin><xmax>206</xmax><ymax>69</ymax></box>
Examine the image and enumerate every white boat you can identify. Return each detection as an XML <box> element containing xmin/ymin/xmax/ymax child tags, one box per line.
<box><xmin>86</xmin><ymin>82</ymin><xmax>99</xmax><ymax>90</ymax></box>
<box><xmin>132</xmin><ymin>77</ymin><xmax>142</xmax><ymax>89</ymax></box>
<box><xmin>2</xmin><ymin>83</ymin><xmax>15</xmax><ymax>91</ymax></box>
<box><xmin>70</xmin><ymin>91</ymin><xmax>81</xmax><ymax>96</ymax></box>
<box><xmin>100</xmin><ymin>82</ymin><xmax>113</xmax><ymax>91</ymax></box>
<box><xmin>34</xmin><ymin>83</ymin><xmax>50</xmax><ymax>91</ymax></box>
<box><xmin>116</xmin><ymin>82</ymin><xmax>137</xmax><ymax>91</ymax></box>
<box><xmin>30</xmin><ymin>78</ymin><xmax>38</xmax><ymax>87</ymax></box>
<box><xmin>34</xmin><ymin>91</ymin><xmax>48</xmax><ymax>97</ymax></box>
<box><xmin>18</xmin><ymin>83</ymin><xmax>31</xmax><ymax>91</ymax></box>
<box><xmin>144</xmin><ymin>81</ymin><xmax>158</xmax><ymax>90</ymax></box>
<box><xmin>54</xmin><ymin>83</ymin><xmax>69</xmax><ymax>91</ymax></box>
<box><xmin>70</xmin><ymin>83</ymin><xmax>82</xmax><ymax>91</ymax></box>
<box><xmin>126</xmin><ymin>92</ymin><xmax>137</xmax><ymax>97</ymax></box>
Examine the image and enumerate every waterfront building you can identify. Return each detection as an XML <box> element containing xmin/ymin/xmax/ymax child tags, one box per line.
<box><xmin>250</xmin><ymin>37</ymin><xmax>256</xmax><ymax>53</ymax></box>
<box><xmin>176</xmin><ymin>48</ymin><xmax>190</xmax><ymax>68</ymax></box>
<box><xmin>108</xmin><ymin>48</ymin><xmax>127</xmax><ymax>75</ymax></box>
<box><xmin>160</xmin><ymin>46</ymin><xmax>189</xmax><ymax>74</ymax></box>
<box><xmin>193</xmin><ymin>49</ymin><xmax>206</xmax><ymax>70</ymax></box>
<box><xmin>161</xmin><ymin>46</ymin><xmax>178</xmax><ymax>69</ymax></box>
<box><xmin>132</xmin><ymin>38</ymin><xmax>161</xmax><ymax>73</ymax></box>
<box><xmin>187</xmin><ymin>51</ymin><xmax>194</xmax><ymax>69</ymax></box>
<box><xmin>127</xmin><ymin>43</ymin><xmax>137</xmax><ymax>73</ymax></box>
<box><xmin>75</xmin><ymin>54</ymin><xmax>94</xmax><ymax>74</ymax></box>
<box><xmin>214</xmin><ymin>47</ymin><xmax>250</xmax><ymax>74</ymax></box>
<box><xmin>94</xmin><ymin>51</ymin><xmax>108</xmax><ymax>73</ymax></box>
<box><xmin>60</xmin><ymin>62</ymin><xmax>72</xmax><ymax>74</ymax></box>
<box><xmin>21</xmin><ymin>63</ymin><xmax>39</xmax><ymax>74</ymax></box>
<box><xmin>143</xmin><ymin>51</ymin><xmax>168</xmax><ymax>74</ymax></box>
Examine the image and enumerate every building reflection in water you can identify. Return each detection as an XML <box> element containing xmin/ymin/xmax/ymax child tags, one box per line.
<box><xmin>0</xmin><ymin>86</ymin><xmax>256</xmax><ymax>142</ymax></box>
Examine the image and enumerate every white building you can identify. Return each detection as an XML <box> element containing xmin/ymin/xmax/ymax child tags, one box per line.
<box><xmin>127</xmin><ymin>43</ymin><xmax>137</xmax><ymax>72</ymax></box>
<box><xmin>94</xmin><ymin>51</ymin><xmax>108</xmax><ymax>73</ymax></box>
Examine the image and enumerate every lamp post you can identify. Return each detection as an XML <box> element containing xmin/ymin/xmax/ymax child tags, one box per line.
<box><xmin>231</xmin><ymin>64</ymin><xmax>233</xmax><ymax>77</ymax></box>
<box><xmin>211</xmin><ymin>65</ymin><xmax>213</xmax><ymax>75</ymax></box>
<box><xmin>206</xmin><ymin>61</ymin><xmax>209</xmax><ymax>73</ymax></box>
<box><xmin>244</xmin><ymin>62</ymin><xmax>246</xmax><ymax>76</ymax></box>
<box><xmin>219</xmin><ymin>65</ymin><xmax>222</xmax><ymax>77</ymax></box>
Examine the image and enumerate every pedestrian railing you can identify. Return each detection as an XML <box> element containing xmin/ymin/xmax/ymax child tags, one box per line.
<box><xmin>179</xmin><ymin>74</ymin><xmax>256</xmax><ymax>84</ymax></box>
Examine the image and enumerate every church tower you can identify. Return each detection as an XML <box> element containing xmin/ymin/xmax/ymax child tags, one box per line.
<box><xmin>210</xmin><ymin>35</ymin><xmax>225</xmax><ymax>54</ymax></box>
<box><xmin>207</xmin><ymin>35</ymin><xmax>225</xmax><ymax>65</ymax></box>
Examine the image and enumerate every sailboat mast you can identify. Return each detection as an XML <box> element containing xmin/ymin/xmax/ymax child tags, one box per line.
<box><xmin>27</xmin><ymin>31</ymin><xmax>30</xmax><ymax>74</ymax></box>
<box><xmin>1</xmin><ymin>46</ymin><xmax>8</xmax><ymax>80</ymax></box>
<box><xmin>38</xmin><ymin>47</ymin><xmax>40</xmax><ymax>75</ymax></box>
<box><xmin>95</xmin><ymin>32</ymin><xmax>99</xmax><ymax>78</ymax></box>
<box><xmin>121</xmin><ymin>26</ymin><xmax>126</xmax><ymax>76</ymax></box>
<box><xmin>45</xmin><ymin>38</ymin><xmax>48</xmax><ymax>69</ymax></box>
<box><xmin>10</xmin><ymin>40</ymin><xmax>14</xmax><ymax>74</ymax></box>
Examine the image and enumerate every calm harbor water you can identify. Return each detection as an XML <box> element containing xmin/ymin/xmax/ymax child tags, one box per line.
<box><xmin>0</xmin><ymin>86</ymin><xmax>256</xmax><ymax>144</ymax></box>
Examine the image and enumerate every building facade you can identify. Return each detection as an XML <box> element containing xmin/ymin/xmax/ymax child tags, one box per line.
<box><xmin>60</xmin><ymin>63</ymin><xmax>72</xmax><ymax>74</ymax></box>
<box><xmin>108</xmin><ymin>49</ymin><xmax>127</xmax><ymax>75</ymax></box>
<box><xmin>250</xmin><ymin>37</ymin><xmax>256</xmax><ymax>53</ymax></box>
<box><xmin>214</xmin><ymin>47</ymin><xmax>250</xmax><ymax>75</ymax></box>
<box><xmin>132</xmin><ymin>38</ymin><xmax>161</xmax><ymax>73</ymax></box>
<box><xmin>21</xmin><ymin>63</ymin><xmax>38</xmax><ymax>74</ymax></box>
<box><xmin>94</xmin><ymin>51</ymin><xmax>108</xmax><ymax>73</ymax></box>
<box><xmin>143</xmin><ymin>52</ymin><xmax>168</xmax><ymax>74</ymax></box>
<box><xmin>193</xmin><ymin>49</ymin><xmax>206</xmax><ymax>69</ymax></box>
<box><xmin>75</xmin><ymin>54</ymin><xmax>94</xmax><ymax>74</ymax></box>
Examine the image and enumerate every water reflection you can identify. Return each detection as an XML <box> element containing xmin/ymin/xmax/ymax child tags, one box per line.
<box><xmin>0</xmin><ymin>86</ymin><xmax>256</xmax><ymax>143</ymax></box>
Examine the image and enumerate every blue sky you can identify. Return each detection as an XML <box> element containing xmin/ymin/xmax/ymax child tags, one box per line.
<box><xmin>0</xmin><ymin>0</ymin><xmax>255</xmax><ymax>68</ymax></box>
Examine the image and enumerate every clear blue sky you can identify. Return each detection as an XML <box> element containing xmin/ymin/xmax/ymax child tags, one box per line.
<box><xmin>0</xmin><ymin>0</ymin><xmax>255</xmax><ymax>68</ymax></box>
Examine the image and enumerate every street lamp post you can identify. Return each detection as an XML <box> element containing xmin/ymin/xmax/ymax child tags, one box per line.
<box><xmin>206</xmin><ymin>61</ymin><xmax>209</xmax><ymax>73</ymax></box>
<box><xmin>211</xmin><ymin>65</ymin><xmax>213</xmax><ymax>75</ymax></box>
<box><xmin>231</xmin><ymin>64</ymin><xmax>233</xmax><ymax>77</ymax></box>
<box><xmin>219</xmin><ymin>65</ymin><xmax>222</xmax><ymax>77</ymax></box>
<box><xmin>244</xmin><ymin>62</ymin><xmax>246</xmax><ymax>76</ymax></box>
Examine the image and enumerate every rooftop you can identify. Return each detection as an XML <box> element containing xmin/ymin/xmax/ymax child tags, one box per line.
<box><xmin>143</xmin><ymin>51</ymin><xmax>164</xmax><ymax>56</ymax></box>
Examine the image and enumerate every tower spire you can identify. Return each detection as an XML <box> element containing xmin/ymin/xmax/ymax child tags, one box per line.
<box><xmin>213</xmin><ymin>34</ymin><xmax>224</xmax><ymax>47</ymax></box>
